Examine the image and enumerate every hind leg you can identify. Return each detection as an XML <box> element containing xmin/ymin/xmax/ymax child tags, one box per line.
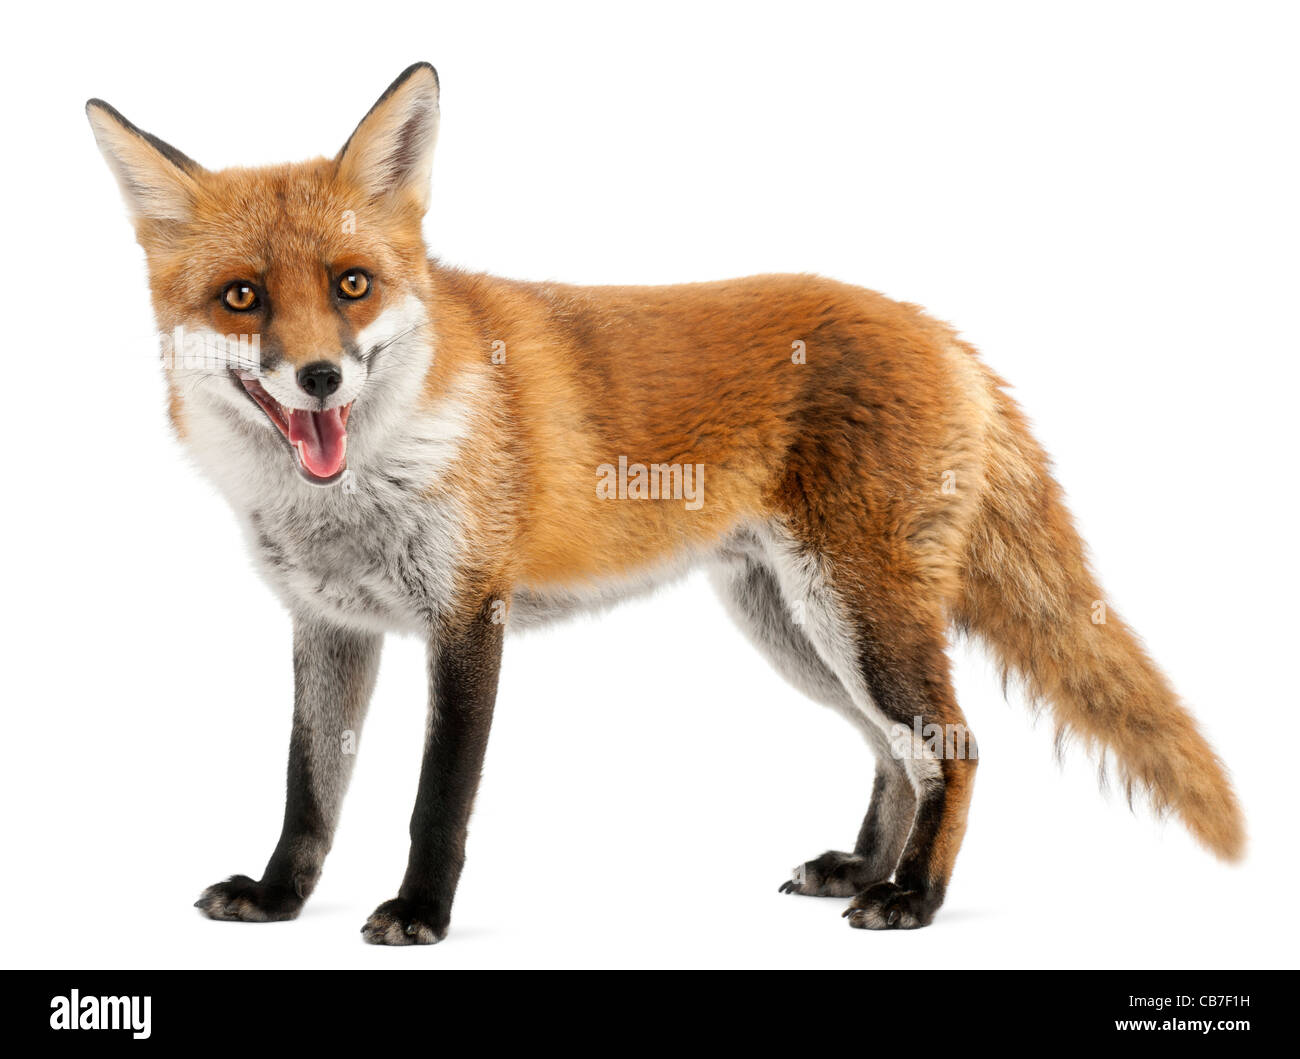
<box><xmin>711</xmin><ymin>553</ymin><xmax>915</xmax><ymax>897</ymax></box>
<box><xmin>757</xmin><ymin>524</ymin><xmax>979</xmax><ymax>929</ymax></box>
<box><xmin>779</xmin><ymin>759</ymin><xmax>916</xmax><ymax>896</ymax></box>
<box><xmin>839</xmin><ymin>625</ymin><xmax>977</xmax><ymax>929</ymax></box>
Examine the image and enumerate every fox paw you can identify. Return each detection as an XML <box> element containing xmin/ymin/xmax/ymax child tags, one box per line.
<box><xmin>195</xmin><ymin>875</ymin><xmax>303</xmax><ymax>922</ymax></box>
<box><xmin>778</xmin><ymin>851</ymin><xmax>885</xmax><ymax>897</ymax></box>
<box><xmin>843</xmin><ymin>881</ymin><xmax>932</xmax><ymax>930</ymax></box>
<box><xmin>361</xmin><ymin>898</ymin><xmax>448</xmax><ymax>946</ymax></box>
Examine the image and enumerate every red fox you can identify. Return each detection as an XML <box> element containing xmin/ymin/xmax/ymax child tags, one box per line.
<box><xmin>87</xmin><ymin>63</ymin><xmax>1244</xmax><ymax>942</ymax></box>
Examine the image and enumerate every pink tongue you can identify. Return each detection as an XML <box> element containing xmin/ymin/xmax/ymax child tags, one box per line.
<box><xmin>287</xmin><ymin>407</ymin><xmax>348</xmax><ymax>478</ymax></box>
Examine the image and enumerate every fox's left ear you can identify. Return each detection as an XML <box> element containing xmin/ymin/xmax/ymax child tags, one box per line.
<box><xmin>337</xmin><ymin>62</ymin><xmax>440</xmax><ymax>213</ymax></box>
<box><xmin>85</xmin><ymin>100</ymin><xmax>203</xmax><ymax>223</ymax></box>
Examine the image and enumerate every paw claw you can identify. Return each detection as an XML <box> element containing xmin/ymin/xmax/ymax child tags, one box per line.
<box><xmin>780</xmin><ymin>851</ymin><xmax>885</xmax><ymax>898</ymax></box>
<box><xmin>844</xmin><ymin>881</ymin><xmax>931</xmax><ymax>930</ymax></box>
<box><xmin>361</xmin><ymin>897</ymin><xmax>447</xmax><ymax>946</ymax></box>
<box><xmin>195</xmin><ymin>874</ymin><xmax>302</xmax><ymax>923</ymax></box>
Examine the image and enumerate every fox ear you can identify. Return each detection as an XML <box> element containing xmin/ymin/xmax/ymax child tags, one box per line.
<box><xmin>85</xmin><ymin>100</ymin><xmax>203</xmax><ymax>223</ymax></box>
<box><xmin>336</xmin><ymin>62</ymin><xmax>440</xmax><ymax>212</ymax></box>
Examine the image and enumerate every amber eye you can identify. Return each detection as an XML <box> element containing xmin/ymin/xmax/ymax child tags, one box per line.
<box><xmin>222</xmin><ymin>281</ymin><xmax>260</xmax><ymax>312</ymax></box>
<box><xmin>337</xmin><ymin>270</ymin><xmax>371</xmax><ymax>300</ymax></box>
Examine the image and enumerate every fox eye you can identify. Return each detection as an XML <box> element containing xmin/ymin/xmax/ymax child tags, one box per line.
<box><xmin>337</xmin><ymin>270</ymin><xmax>371</xmax><ymax>300</ymax></box>
<box><xmin>222</xmin><ymin>282</ymin><xmax>260</xmax><ymax>312</ymax></box>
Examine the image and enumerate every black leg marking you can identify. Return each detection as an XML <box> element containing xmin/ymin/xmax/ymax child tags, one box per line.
<box><xmin>361</xmin><ymin>598</ymin><xmax>503</xmax><ymax>945</ymax></box>
<box><xmin>853</xmin><ymin>765</ymin><xmax>918</xmax><ymax>869</ymax></box>
<box><xmin>197</xmin><ymin>617</ymin><xmax>381</xmax><ymax>924</ymax></box>
<box><xmin>837</xmin><ymin>617</ymin><xmax>976</xmax><ymax>930</ymax></box>
<box><xmin>779</xmin><ymin>764</ymin><xmax>917</xmax><ymax>896</ymax></box>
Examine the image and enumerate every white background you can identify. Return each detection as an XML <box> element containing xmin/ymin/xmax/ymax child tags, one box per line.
<box><xmin>2</xmin><ymin>1</ymin><xmax>1297</xmax><ymax>969</ymax></box>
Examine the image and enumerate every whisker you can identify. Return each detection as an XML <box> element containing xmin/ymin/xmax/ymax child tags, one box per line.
<box><xmin>366</xmin><ymin>325</ymin><xmax>424</xmax><ymax>363</ymax></box>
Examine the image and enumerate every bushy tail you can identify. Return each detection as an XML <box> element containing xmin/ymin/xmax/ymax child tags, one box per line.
<box><xmin>956</xmin><ymin>386</ymin><xmax>1245</xmax><ymax>860</ymax></box>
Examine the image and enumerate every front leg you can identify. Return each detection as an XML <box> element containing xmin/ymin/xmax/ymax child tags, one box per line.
<box><xmin>196</xmin><ymin>614</ymin><xmax>382</xmax><ymax>922</ymax></box>
<box><xmin>362</xmin><ymin>598</ymin><xmax>503</xmax><ymax>945</ymax></box>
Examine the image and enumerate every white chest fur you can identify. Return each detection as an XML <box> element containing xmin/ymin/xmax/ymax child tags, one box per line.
<box><xmin>174</xmin><ymin>358</ymin><xmax>481</xmax><ymax>636</ymax></box>
<box><xmin>243</xmin><ymin>473</ymin><xmax>464</xmax><ymax>634</ymax></box>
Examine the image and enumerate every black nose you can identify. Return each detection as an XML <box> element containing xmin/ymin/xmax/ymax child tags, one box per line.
<box><xmin>297</xmin><ymin>361</ymin><xmax>342</xmax><ymax>398</ymax></box>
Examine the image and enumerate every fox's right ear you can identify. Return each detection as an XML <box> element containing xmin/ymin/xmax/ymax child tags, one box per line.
<box><xmin>85</xmin><ymin>100</ymin><xmax>203</xmax><ymax>223</ymax></box>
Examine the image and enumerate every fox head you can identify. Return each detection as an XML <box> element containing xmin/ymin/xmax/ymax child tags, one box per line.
<box><xmin>87</xmin><ymin>63</ymin><xmax>441</xmax><ymax>486</ymax></box>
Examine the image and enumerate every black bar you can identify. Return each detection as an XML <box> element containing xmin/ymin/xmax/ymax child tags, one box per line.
<box><xmin>3</xmin><ymin>970</ymin><xmax>1289</xmax><ymax>1046</ymax></box>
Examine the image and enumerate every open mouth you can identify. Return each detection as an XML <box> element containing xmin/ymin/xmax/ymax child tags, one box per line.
<box><xmin>236</xmin><ymin>374</ymin><xmax>353</xmax><ymax>485</ymax></box>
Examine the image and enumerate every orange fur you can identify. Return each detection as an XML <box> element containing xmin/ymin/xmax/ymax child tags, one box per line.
<box><xmin>418</xmin><ymin>263</ymin><xmax>1244</xmax><ymax>861</ymax></box>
